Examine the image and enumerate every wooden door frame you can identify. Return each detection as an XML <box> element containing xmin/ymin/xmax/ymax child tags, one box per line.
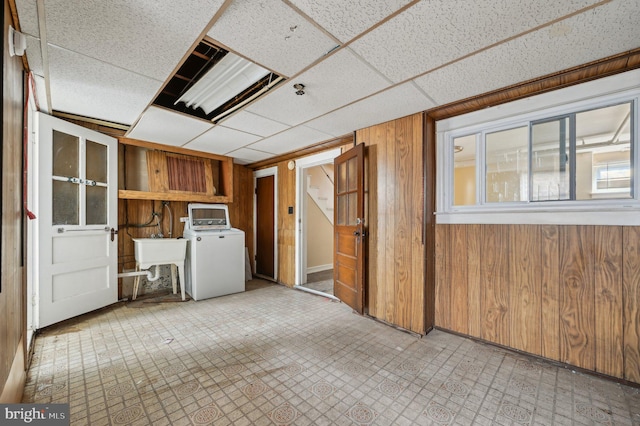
<box><xmin>294</xmin><ymin>149</ymin><xmax>341</xmax><ymax>285</ymax></box>
<box><xmin>253</xmin><ymin>167</ymin><xmax>278</xmax><ymax>281</ymax></box>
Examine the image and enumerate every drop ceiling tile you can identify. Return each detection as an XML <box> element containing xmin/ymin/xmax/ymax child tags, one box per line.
<box><xmin>24</xmin><ymin>36</ymin><xmax>44</xmax><ymax>75</ymax></box>
<box><xmin>218</xmin><ymin>111</ymin><xmax>289</xmax><ymax>137</ymax></box>
<box><xmin>414</xmin><ymin>1</ymin><xmax>640</xmax><ymax>106</ymax></box>
<box><xmin>127</xmin><ymin>106</ymin><xmax>213</xmax><ymax>147</ymax></box>
<box><xmin>182</xmin><ymin>125</ymin><xmax>262</xmax><ymax>155</ymax></box>
<box><xmin>513</xmin><ymin>2</ymin><xmax>640</xmax><ymax>86</ymax></box>
<box><xmin>42</xmin><ymin>0</ymin><xmax>225</xmax><ymax>81</ymax></box>
<box><xmin>306</xmin><ymin>82</ymin><xmax>435</xmax><ymax>136</ymax></box>
<box><xmin>249</xmin><ymin>126</ymin><xmax>334</xmax><ymax>155</ymax></box>
<box><xmin>350</xmin><ymin>0</ymin><xmax>603</xmax><ymax>83</ymax></box>
<box><xmin>226</xmin><ymin>147</ymin><xmax>277</xmax><ymax>165</ymax></box>
<box><xmin>207</xmin><ymin>0</ymin><xmax>338</xmax><ymax>77</ymax></box>
<box><xmin>288</xmin><ymin>0</ymin><xmax>413</xmax><ymax>43</ymax></box>
<box><xmin>15</xmin><ymin>0</ymin><xmax>39</xmax><ymax>37</ymax></box>
<box><xmin>246</xmin><ymin>47</ymin><xmax>391</xmax><ymax>126</ymax></box>
<box><xmin>48</xmin><ymin>47</ymin><xmax>163</xmax><ymax>125</ymax></box>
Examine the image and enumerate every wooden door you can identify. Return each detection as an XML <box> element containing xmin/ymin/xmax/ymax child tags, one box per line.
<box><xmin>256</xmin><ymin>175</ymin><xmax>275</xmax><ymax>279</ymax></box>
<box><xmin>334</xmin><ymin>143</ymin><xmax>365</xmax><ymax>314</ymax></box>
<box><xmin>37</xmin><ymin>113</ymin><xmax>118</xmax><ymax>328</ymax></box>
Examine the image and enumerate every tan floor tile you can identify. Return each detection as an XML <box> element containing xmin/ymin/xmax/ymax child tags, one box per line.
<box><xmin>21</xmin><ymin>280</ymin><xmax>640</xmax><ymax>425</ymax></box>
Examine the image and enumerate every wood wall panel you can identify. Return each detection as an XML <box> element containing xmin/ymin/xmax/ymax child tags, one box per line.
<box><xmin>559</xmin><ymin>226</ymin><xmax>595</xmax><ymax>371</ymax></box>
<box><xmin>434</xmin><ymin>225</ymin><xmax>450</xmax><ymax>330</ymax></box>
<box><xmin>509</xmin><ymin>225</ymin><xmax>541</xmax><ymax>355</ymax></box>
<box><xmin>593</xmin><ymin>226</ymin><xmax>623</xmax><ymax>378</ymax></box>
<box><xmin>622</xmin><ymin>227</ymin><xmax>640</xmax><ymax>383</ymax></box>
<box><xmin>394</xmin><ymin>117</ymin><xmax>411</xmax><ymax>328</ymax></box>
<box><xmin>540</xmin><ymin>225</ymin><xmax>560</xmax><ymax>360</ymax></box>
<box><xmin>276</xmin><ymin>161</ymin><xmax>296</xmax><ymax>285</ymax></box>
<box><xmin>355</xmin><ymin>113</ymin><xmax>425</xmax><ymax>334</ymax></box>
<box><xmin>480</xmin><ymin>225</ymin><xmax>510</xmax><ymax>346</ymax></box>
<box><xmin>467</xmin><ymin>224</ymin><xmax>482</xmax><ymax>337</ymax></box>
<box><xmin>383</xmin><ymin>122</ymin><xmax>397</xmax><ymax>325</ymax></box>
<box><xmin>436</xmin><ymin>223</ymin><xmax>640</xmax><ymax>383</ymax></box>
<box><xmin>449</xmin><ymin>225</ymin><xmax>468</xmax><ymax>335</ymax></box>
<box><xmin>229</xmin><ymin>164</ymin><xmax>254</xmax><ymax>269</ymax></box>
<box><xmin>1</xmin><ymin>0</ymin><xmax>26</xmax><ymax>402</ymax></box>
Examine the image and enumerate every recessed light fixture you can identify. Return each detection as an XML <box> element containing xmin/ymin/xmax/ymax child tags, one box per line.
<box><xmin>293</xmin><ymin>83</ymin><xmax>305</xmax><ymax>96</ymax></box>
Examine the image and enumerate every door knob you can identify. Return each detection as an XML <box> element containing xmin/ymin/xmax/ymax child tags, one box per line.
<box><xmin>353</xmin><ymin>231</ymin><xmax>360</xmax><ymax>236</ymax></box>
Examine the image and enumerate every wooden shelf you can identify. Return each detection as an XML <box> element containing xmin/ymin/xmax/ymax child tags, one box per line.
<box><xmin>118</xmin><ymin>189</ymin><xmax>231</xmax><ymax>203</ymax></box>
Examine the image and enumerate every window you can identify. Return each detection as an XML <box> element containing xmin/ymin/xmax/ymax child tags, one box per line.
<box><xmin>485</xmin><ymin>126</ymin><xmax>528</xmax><ymax>203</ymax></box>
<box><xmin>452</xmin><ymin>134</ymin><xmax>476</xmax><ymax>206</ymax></box>
<box><xmin>448</xmin><ymin>100</ymin><xmax>635</xmax><ymax>208</ymax></box>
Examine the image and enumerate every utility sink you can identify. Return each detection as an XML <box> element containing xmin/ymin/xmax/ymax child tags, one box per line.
<box><xmin>131</xmin><ymin>238</ymin><xmax>188</xmax><ymax>301</ymax></box>
<box><xmin>132</xmin><ymin>238</ymin><xmax>187</xmax><ymax>265</ymax></box>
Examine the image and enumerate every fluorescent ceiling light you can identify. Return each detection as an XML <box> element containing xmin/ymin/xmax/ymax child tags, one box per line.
<box><xmin>176</xmin><ymin>52</ymin><xmax>270</xmax><ymax>115</ymax></box>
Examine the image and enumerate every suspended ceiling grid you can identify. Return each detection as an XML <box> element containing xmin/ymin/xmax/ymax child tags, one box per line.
<box><xmin>13</xmin><ymin>0</ymin><xmax>640</xmax><ymax>164</ymax></box>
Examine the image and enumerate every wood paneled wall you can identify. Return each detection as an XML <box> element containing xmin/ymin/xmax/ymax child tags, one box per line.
<box><xmin>229</xmin><ymin>164</ymin><xmax>254</xmax><ymax>265</ymax></box>
<box><xmin>1</xmin><ymin>0</ymin><xmax>26</xmax><ymax>402</ymax></box>
<box><xmin>276</xmin><ymin>161</ymin><xmax>296</xmax><ymax>286</ymax></box>
<box><xmin>117</xmin><ymin>163</ymin><xmax>254</xmax><ymax>296</ymax></box>
<box><xmin>435</xmin><ymin>223</ymin><xmax>640</xmax><ymax>383</ymax></box>
<box><xmin>355</xmin><ymin>113</ymin><xmax>426</xmax><ymax>334</ymax></box>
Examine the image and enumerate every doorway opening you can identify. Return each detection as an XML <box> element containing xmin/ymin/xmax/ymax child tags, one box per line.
<box><xmin>294</xmin><ymin>149</ymin><xmax>341</xmax><ymax>297</ymax></box>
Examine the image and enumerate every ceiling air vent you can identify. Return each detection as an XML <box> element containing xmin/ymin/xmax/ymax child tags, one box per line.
<box><xmin>153</xmin><ymin>40</ymin><xmax>284</xmax><ymax>123</ymax></box>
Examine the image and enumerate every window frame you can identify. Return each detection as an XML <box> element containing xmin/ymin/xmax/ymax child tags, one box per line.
<box><xmin>438</xmin><ymin>74</ymin><xmax>640</xmax><ymax>225</ymax></box>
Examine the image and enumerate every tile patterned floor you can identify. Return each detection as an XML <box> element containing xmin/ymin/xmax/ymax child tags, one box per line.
<box><xmin>24</xmin><ymin>280</ymin><xmax>640</xmax><ymax>425</ymax></box>
<box><xmin>302</xmin><ymin>270</ymin><xmax>334</xmax><ymax>296</ymax></box>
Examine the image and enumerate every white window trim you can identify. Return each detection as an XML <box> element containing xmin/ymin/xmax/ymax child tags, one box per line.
<box><xmin>436</xmin><ymin>69</ymin><xmax>640</xmax><ymax>226</ymax></box>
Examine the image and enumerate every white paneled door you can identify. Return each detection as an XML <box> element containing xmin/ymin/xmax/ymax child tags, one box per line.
<box><xmin>37</xmin><ymin>113</ymin><xmax>118</xmax><ymax>328</ymax></box>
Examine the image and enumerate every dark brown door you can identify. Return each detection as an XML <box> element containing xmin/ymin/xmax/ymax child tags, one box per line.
<box><xmin>333</xmin><ymin>143</ymin><xmax>365</xmax><ymax>314</ymax></box>
<box><xmin>256</xmin><ymin>175</ymin><xmax>275</xmax><ymax>279</ymax></box>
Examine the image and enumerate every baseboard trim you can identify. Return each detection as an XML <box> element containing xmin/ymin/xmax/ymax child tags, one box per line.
<box><xmin>306</xmin><ymin>264</ymin><xmax>332</xmax><ymax>274</ymax></box>
<box><xmin>0</xmin><ymin>336</ymin><xmax>26</xmax><ymax>403</ymax></box>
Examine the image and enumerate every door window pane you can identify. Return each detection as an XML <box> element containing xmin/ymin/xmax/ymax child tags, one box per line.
<box><xmin>86</xmin><ymin>140</ymin><xmax>108</xmax><ymax>183</ymax></box>
<box><xmin>531</xmin><ymin>117</ymin><xmax>570</xmax><ymax>201</ymax></box>
<box><xmin>453</xmin><ymin>134</ymin><xmax>476</xmax><ymax>206</ymax></box>
<box><xmin>347</xmin><ymin>193</ymin><xmax>357</xmax><ymax>226</ymax></box>
<box><xmin>53</xmin><ymin>180</ymin><xmax>79</xmax><ymax>225</ymax></box>
<box><xmin>485</xmin><ymin>126</ymin><xmax>528</xmax><ymax>203</ymax></box>
<box><xmin>337</xmin><ymin>194</ymin><xmax>347</xmax><ymax>225</ymax></box>
<box><xmin>53</xmin><ymin>131</ymin><xmax>79</xmax><ymax>178</ymax></box>
<box><xmin>576</xmin><ymin>103</ymin><xmax>632</xmax><ymax>200</ymax></box>
<box><xmin>347</xmin><ymin>157</ymin><xmax>357</xmax><ymax>191</ymax></box>
<box><xmin>337</xmin><ymin>161</ymin><xmax>347</xmax><ymax>193</ymax></box>
<box><xmin>86</xmin><ymin>185</ymin><xmax>107</xmax><ymax>225</ymax></box>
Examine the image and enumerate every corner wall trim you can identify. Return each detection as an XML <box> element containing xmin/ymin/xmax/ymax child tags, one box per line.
<box><xmin>0</xmin><ymin>336</ymin><xmax>26</xmax><ymax>403</ymax></box>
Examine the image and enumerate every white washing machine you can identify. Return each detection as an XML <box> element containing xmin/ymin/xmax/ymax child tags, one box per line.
<box><xmin>183</xmin><ymin>203</ymin><xmax>245</xmax><ymax>301</ymax></box>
